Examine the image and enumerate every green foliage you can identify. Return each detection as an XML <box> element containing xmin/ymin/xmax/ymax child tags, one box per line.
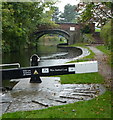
<box><xmin>52</xmin><ymin>6</ymin><xmax>61</xmax><ymax>22</ymax></box>
<box><xmin>84</xmin><ymin>34</ymin><xmax>95</xmax><ymax>43</ymax></box>
<box><xmin>2</xmin><ymin>91</ymin><xmax>111</xmax><ymax>118</ymax></box>
<box><xmin>81</xmin><ymin>25</ymin><xmax>92</xmax><ymax>33</ymax></box>
<box><xmin>2</xmin><ymin>2</ymin><xmax>56</xmax><ymax>52</ymax></box>
<box><xmin>78</xmin><ymin>3</ymin><xmax>112</xmax><ymax>27</ymax></box>
<box><xmin>60</xmin><ymin>4</ymin><xmax>78</xmax><ymax>23</ymax></box>
<box><xmin>95</xmin><ymin>28</ymin><xmax>101</xmax><ymax>32</ymax></box>
<box><xmin>59</xmin><ymin>72</ymin><xmax>104</xmax><ymax>84</ymax></box>
<box><xmin>37</xmin><ymin>21</ymin><xmax>59</xmax><ymax>30</ymax></box>
<box><xmin>100</xmin><ymin>20</ymin><xmax>111</xmax><ymax>48</ymax></box>
<box><xmin>96</xmin><ymin>45</ymin><xmax>111</xmax><ymax>55</ymax></box>
<box><xmin>103</xmin><ymin>2</ymin><xmax>113</xmax><ymax>9</ymax></box>
<box><xmin>2</xmin><ymin>2</ymin><xmax>42</xmax><ymax>52</ymax></box>
<box><xmin>80</xmin><ymin>3</ymin><xmax>94</xmax><ymax>23</ymax></box>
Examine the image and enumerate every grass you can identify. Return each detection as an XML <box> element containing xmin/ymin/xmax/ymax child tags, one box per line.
<box><xmin>96</xmin><ymin>45</ymin><xmax>111</xmax><ymax>55</ymax></box>
<box><xmin>70</xmin><ymin>43</ymin><xmax>89</xmax><ymax>47</ymax></box>
<box><xmin>2</xmin><ymin>91</ymin><xmax>111</xmax><ymax>118</ymax></box>
<box><xmin>95</xmin><ymin>28</ymin><xmax>101</xmax><ymax>32</ymax></box>
<box><xmin>96</xmin><ymin>45</ymin><xmax>112</xmax><ymax>67</ymax></box>
<box><xmin>59</xmin><ymin>72</ymin><xmax>105</xmax><ymax>84</ymax></box>
<box><xmin>67</xmin><ymin>43</ymin><xmax>95</xmax><ymax>63</ymax></box>
<box><xmin>85</xmin><ymin>34</ymin><xmax>95</xmax><ymax>43</ymax></box>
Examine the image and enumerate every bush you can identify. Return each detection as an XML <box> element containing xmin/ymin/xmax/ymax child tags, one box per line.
<box><xmin>2</xmin><ymin>40</ymin><xmax>11</xmax><ymax>53</ymax></box>
<box><xmin>100</xmin><ymin>20</ymin><xmax>112</xmax><ymax>49</ymax></box>
<box><xmin>81</xmin><ymin>25</ymin><xmax>92</xmax><ymax>34</ymax></box>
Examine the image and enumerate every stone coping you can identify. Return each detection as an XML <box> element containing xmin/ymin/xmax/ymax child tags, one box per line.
<box><xmin>63</xmin><ymin>46</ymin><xmax>90</xmax><ymax>63</ymax></box>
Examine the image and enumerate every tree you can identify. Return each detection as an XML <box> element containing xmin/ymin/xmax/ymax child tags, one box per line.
<box><xmin>77</xmin><ymin>2</ymin><xmax>113</xmax><ymax>27</ymax></box>
<box><xmin>2</xmin><ymin>1</ymin><xmax>56</xmax><ymax>52</ymax></box>
<box><xmin>100</xmin><ymin>20</ymin><xmax>112</xmax><ymax>48</ymax></box>
<box><xmin>52</xmin><ymin>6</ymin><xmax>61</xmax><ymax>22</ymax></box>
<box><xmin>60</xmin><ymin>4</ymin><xmax>78</xmax><ymax>23</ymax></box>
<box><xmin>36</xmin><ymin>5</ymin><xmax>59</xmax><ymax>30</ymax></box>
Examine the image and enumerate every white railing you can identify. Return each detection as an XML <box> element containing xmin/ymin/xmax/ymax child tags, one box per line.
<box><xmin>0</xmin><ymin>63</ymin><xmax>20</xmax><ymax>68</ymax></box>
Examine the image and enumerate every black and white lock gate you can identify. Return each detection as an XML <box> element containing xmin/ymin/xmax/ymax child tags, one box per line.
<box><xmin>0</xmin><ymin>61</ymin><xmax>98</xmax><ymax>83</ymax></box>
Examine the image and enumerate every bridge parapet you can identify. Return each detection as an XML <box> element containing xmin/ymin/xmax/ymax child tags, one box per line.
<box><xmin>56</xmin><ymin>23</ymin><xmax>95</xmax><ymax>33</ymax></box>
<box><xmin>56</xmin><ymin>23</ymin><xmax>81</xmax><ymax>32</ymax></box>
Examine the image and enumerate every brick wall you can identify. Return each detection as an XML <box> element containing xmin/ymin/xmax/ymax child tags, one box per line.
<box><xmin>57</xmin><ymin>23</ymin><xmax>81</xmax><ymax>31</ymax></box>
<box><xmin>57</xmin><ymin>23</ymin><xmax>95</xmax><ymax>33</ymax></box>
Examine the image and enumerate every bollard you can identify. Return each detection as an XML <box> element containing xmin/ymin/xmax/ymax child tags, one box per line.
<box><xmin>30</xmin><ymin>54</ymin><xmax>42</xmax><ymax>83</ymax></box>
<box><xmin>30</xmin><ymin>54</ymin><xmax>40</xmax><ymax>66</ymax></box>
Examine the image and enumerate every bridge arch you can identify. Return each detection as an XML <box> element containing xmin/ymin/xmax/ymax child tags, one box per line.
<box><xmin>34</xmin><ymin>29</ymin><xmax>70</xmax><ymax>44</ymax></box>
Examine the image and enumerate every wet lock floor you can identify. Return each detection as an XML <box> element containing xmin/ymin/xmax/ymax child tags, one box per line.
<box><xmin>1</xmin><ymin>77</ymin><xmax>106</xmax><ymax>114</ymax></box>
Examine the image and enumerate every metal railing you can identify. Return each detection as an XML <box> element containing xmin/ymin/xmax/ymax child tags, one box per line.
<box><xmin>0</xmin><ymin>63</ymin><xmax>20</xmax><ymax>68</ymax></box>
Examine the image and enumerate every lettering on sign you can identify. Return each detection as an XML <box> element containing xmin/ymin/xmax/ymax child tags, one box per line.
<box><xmin>23</xmin><ymin>70</ymin><xmax>31</xmax><ymax>76</ymax></box>
<box><xmin>68</xmin><ymin>67</ymin><xmax>75</xmax><ymax>72</ymax></box>
<box><xmin>42</xmin><ymin>68</ymin><xmax>49</xmax><ymax>73</ymax></box>
<box><xmin>50</xmin><ymin>68</ymin><xmax>67</xmax><ymax>72</ymax></box>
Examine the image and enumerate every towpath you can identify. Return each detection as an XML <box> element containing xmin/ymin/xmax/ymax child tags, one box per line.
<box><xmin>88</xmin><ymin>45</ymin><xmax>112</xmax><ymax>90</ymax></box>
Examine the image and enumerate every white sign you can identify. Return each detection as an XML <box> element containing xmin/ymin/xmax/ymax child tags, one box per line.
<box><xmin>50</xmin><ymin>68</ymin><xmax>67</xmax><ymax>72</ymax></box>
<box><xmin>42</xmin><ymin>68</ymin><xmax>49</xmax><ymax>73</ymax></box>
<box><xmin>23</xmin><ymin>70</ymin><xmax>31</xmax><ymax>76</ymax></box>
<box><xmin>70</xmin><ymin>27</ymin><xmax>75</xmax><ymax>31</ymax></box>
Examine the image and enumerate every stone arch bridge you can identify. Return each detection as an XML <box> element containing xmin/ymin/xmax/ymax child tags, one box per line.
<box><xmin>34</xmin><ymin>29</ymin><xmax>70</xmax><ymax>44</ymax></box>
<box><xmin>33</xmin><ymin>23</ymin><xmax>95</xmax><ymax>45</ymax></box>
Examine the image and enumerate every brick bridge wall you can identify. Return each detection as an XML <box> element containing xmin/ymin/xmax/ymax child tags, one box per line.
<box><xmin>56</xmin><ymin>23</ymin><xmax>95</xmax><ymax>44</ymax></box>
<box><xmin>57</xmin><ymin>23</ymin><xmax>81</xmax><ymax>31</ymax></box>
<box><xmin>56</xmin><ymin>23</ymin><xmax>95</xmax><ymax>33</ymax></box>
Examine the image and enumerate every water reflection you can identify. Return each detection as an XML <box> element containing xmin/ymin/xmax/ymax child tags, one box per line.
<box><xmin>2</xmin><ymin>45</ymin><xmax>82</xmax><ymax>67</ymax></box>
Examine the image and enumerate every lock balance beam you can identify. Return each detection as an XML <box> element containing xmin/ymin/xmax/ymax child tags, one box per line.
<box><xmin>0</xmin><ymin>61</ymin><xmax>98</xmax><ymax>83</ymax></box>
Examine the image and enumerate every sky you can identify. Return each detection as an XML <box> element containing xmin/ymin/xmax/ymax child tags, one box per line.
<box><xmin>55</xmin><ymin>0</ymin><xmax>80</xmax><ymax>12</ymax></box>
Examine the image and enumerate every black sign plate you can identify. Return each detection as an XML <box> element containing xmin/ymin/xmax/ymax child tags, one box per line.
<box><xmin>1</xmin><ymin>64</ymin><xmax>75</xmax><ymax>80</ymax></box>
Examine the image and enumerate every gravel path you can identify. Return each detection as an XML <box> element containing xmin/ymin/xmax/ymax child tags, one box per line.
<box><xmin>88</xmin><ymin>45</ymin><xmax>112</xmax><ymax>90</ymax></box>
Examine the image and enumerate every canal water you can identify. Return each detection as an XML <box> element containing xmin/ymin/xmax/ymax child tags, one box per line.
<box><xmin>2</xmin><ymin>45</ymin><xmax>82</xmax><ymax>67</ymax></box>
<box><xmin>2</xmin><ymin>43</ymin><xmax>82</xmax><ymax>88</ymax></box>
